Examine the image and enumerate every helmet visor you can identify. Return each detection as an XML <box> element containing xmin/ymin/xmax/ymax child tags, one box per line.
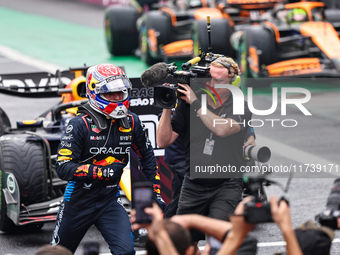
<box><xmin>95</xmin><ymin>75</ymin><xmax>132</xmax><ymax>94</ymax></box>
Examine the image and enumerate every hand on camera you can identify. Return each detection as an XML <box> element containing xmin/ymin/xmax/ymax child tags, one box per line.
<box><xmin>177</xmin><ymin>83</ymin><xmax>197</xmax><ymax>104</ymax></box>
<box><xmin>243</xmin><ymin>135</ymin><xmax>256</xmax><ymax>148</ymax></box>
<box><xmin>270</xmin><ymin>195</ymin><xmax>292</xmax><ymax>231</ymax></box>
<box><xmin>230</xmin><ymin>196</ymin><xmax>255</xmax><ymax>239</ymax></box>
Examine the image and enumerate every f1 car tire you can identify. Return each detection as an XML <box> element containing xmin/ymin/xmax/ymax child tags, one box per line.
<box><xmin>105</xmin><ymin>5</ymin><xmax>140</xmax><ymax>55</ymax></box>
<box><xmin>239</xmin><ymin>26</ymin><xmax>276</xmax><ymax>87</ymax></box>
<box><xmin>193</xmin><ymin>19</ymin><xmax>235</xmax><ymax>58</ymax></box>
<box><xmin>0</xmin><ymin>134</ymin><xmax>47</xmax><ymax>232</ymax></box>
<box><xmin>0</xmin><ymin>107</ymin><xmax>11</xmax><ymax>136</ymax></box>
<box><xmin>141</xmin><ymin>11</ymin><xmax>172</xmax><ymax>65</ymax></box>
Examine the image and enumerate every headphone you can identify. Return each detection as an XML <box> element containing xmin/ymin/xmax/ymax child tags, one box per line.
<box><xmin>213</xmin><ymin>59</ymin><xmax>241</xmax><ymax>87</ymax></box>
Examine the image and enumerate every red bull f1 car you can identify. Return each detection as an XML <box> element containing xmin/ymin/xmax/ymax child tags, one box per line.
<box><xmin>0</xmin><ymin>68</ymin><xmax>132</xmax><ymax>233</ymax></box>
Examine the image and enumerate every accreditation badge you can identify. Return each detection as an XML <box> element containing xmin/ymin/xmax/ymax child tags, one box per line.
<box><xmin>203</xmin><ymin>138</ymin><xmax>215</xmax><ymax>155</ymax></box>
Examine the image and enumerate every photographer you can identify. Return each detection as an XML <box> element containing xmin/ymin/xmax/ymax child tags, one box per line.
<box><xmin>317</xmin><ymin>178</ymin><xmax>340</xmax><ymax>229</ymax></box>
<box><xmin>131</xmin><ymin>203</ymin><xmax>194</xmax><ymax>255</ymax></box>
<box><xmin>157</xmin><ymin>57</ymin><xmax>253</xmax><ymax>242</ymax></box>
<box><xmin>217</xmin><ymin>195</ymin><xmax>303</xmax><ymax>255</ymax></box>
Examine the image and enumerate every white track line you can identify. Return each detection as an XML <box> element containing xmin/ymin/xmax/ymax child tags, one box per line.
<box><xmin>0</xmin><ymin>45</ymin><xmax>62</xmax><ymax>73</ymax></box>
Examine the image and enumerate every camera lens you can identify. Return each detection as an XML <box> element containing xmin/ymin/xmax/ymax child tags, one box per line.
<box><xmin>154</xmin><ymin>85</ymin><xmax>177</xmax><ymax>109</ymax></box>
<box><xmin>160</xmin><ymin>91</ymin><xmax>175</xmax><ymax>104</ymax></box>
<box><xmin>326</xmin><ymin>178</ymin><xmax>340</xmax><ymax>210</ymax></box>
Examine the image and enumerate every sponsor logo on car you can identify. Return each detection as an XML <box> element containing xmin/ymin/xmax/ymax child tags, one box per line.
<box><xmin>6</xmin><ymin>173</ymin><xmax>16</xmax><ymax>194</ymax></box>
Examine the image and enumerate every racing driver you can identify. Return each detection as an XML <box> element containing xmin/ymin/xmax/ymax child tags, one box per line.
<box><xmin>51</xmin><ymin>63</ymin><xmax>165</xmax><ymax>254</ymax></box>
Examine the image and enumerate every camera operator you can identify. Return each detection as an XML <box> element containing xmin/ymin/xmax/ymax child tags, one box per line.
<box><xmin>156</xmin><ymin>57</ymin><xmax>253</xmax><ymax>242</ymax></box>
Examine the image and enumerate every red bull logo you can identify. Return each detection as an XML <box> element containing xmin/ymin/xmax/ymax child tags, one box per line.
<box><xmin>76</xmin><ymin>165</ymin><xmax>89</xmax><ymax>173</ymax></box>
<box><xmin>93</xmin><ymin>156</ymin><xmax>122</xmax><ymax>166</ymax></box>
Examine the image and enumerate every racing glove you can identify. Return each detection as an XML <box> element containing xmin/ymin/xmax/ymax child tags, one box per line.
<box><xmin>92</xmin><ymin>162</ymin><xmax>125</xmax><ymax>184</ymax></box>
<box><xmin>153</xmin><ymin>182</ymin><xmax>166</xmax><ymax>212</ymax></box>
<box><xmin>153</xmin><ymin>192</ymin><xmax>166</xmax><ymax>211</ymax></box>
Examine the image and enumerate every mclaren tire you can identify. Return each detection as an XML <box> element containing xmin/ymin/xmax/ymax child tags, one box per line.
<box><xmin>193</xmin><ymin>18</ymin><xmax>235</xmax><ymax>58</ymax></box>
<box><xmin>238</xmin><ymin>26</ymin><xmax>276</xmax><ymax>88</ymax></box>
<box><xmin>105</xmin><ymin>5</ymin><xmax>140</xmax><ymax>56</ymax></box>
<box><xmin>141</xmin><ymin>11</ymin><xmax>172</xmax><ymax>66</ymax></box>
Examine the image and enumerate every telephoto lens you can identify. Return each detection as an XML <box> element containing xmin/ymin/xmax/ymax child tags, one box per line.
<box><xmin>316</xmin><ymin>178</ymin><xmax>340</xmax><ymax>229</ymax></box>
<box><xmin>244</xmin><ymin>145</ymin><xmax>271</xmax><ymax>163</ymax></box>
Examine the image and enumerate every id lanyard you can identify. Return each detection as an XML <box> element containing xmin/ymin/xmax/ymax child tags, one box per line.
<box><xmin>203</xmin><ymin>107</ymin><xmax>225</xmax><ymax>156</ymax></box>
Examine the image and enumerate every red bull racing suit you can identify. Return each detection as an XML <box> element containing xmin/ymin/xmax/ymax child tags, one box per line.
<box><xmin>51</xmin><ymin>109</ymin><xmax>163</xmax><ymax>254</ymax></box>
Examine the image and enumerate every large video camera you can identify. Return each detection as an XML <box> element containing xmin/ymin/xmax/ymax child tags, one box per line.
<box><xmin>152</xmin><ymin>52</ymin><xmax>224</xmax><ymax>108</ymax></box>
<box><xmin>316</xmin><ymin>178</ymin><xmax>340</xmax><ymax>229</ymax></box>
<box><xmin>243</xmin><ymin>172</ymin><xmax>291</xmax><ymax>224</ymax></box>
<box><xmin>154</xmin><ymin>61</ymin><xmax>208</xmax><ymax>109</ymax></box>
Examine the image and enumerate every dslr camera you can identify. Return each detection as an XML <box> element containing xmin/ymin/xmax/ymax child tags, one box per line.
<box><xmin>153</xmin><ymin>52</ymin><xmax>222</xmax><ymax>109</ymax></box>
<box><xmin>243</xmin><ymin>172</ymin><xmax>290</xmax><ymax>224</ymax></box>
<box><xmin>243</xmin><ymin>173</ymin><xmax>273</xmax><ymax>224</ymax></box>
<box><xmin>316</xmin><ymin>178</ymin><xmax>340</xmax><ymax>229</ymax></box>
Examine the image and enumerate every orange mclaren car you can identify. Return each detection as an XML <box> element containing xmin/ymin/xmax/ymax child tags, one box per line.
<box><xmin>105</xmin><ymin>0</ymin><xmax>284</xmax><ymax>65</ymax></box>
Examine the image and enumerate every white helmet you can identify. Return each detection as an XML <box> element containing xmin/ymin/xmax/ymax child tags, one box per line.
<box><xmin>86</xmin><ymin>63</ymin><xmax>132</xmax><ymax>119</ymax></box>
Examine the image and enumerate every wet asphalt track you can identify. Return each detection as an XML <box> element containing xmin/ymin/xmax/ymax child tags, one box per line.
<box><xmin>0</xmin><ymin>0</ymin><xmax>340</xmax><ymax>254</ymax></box>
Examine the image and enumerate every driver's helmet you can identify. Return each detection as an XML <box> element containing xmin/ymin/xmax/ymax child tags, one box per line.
<box><xmin>312</xmin><ymin>7</ymin><xmax>324</xmax><ymax>21</ymax></box>
<box><xmin>86</xmin><ymin>63</ymin><xmax>132</xmax><ymax>119</ymax></box>
<box><xmin>287</xmin><ymin>8</ymin><xmax>308</xmax><ymax>24</ymax></box>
